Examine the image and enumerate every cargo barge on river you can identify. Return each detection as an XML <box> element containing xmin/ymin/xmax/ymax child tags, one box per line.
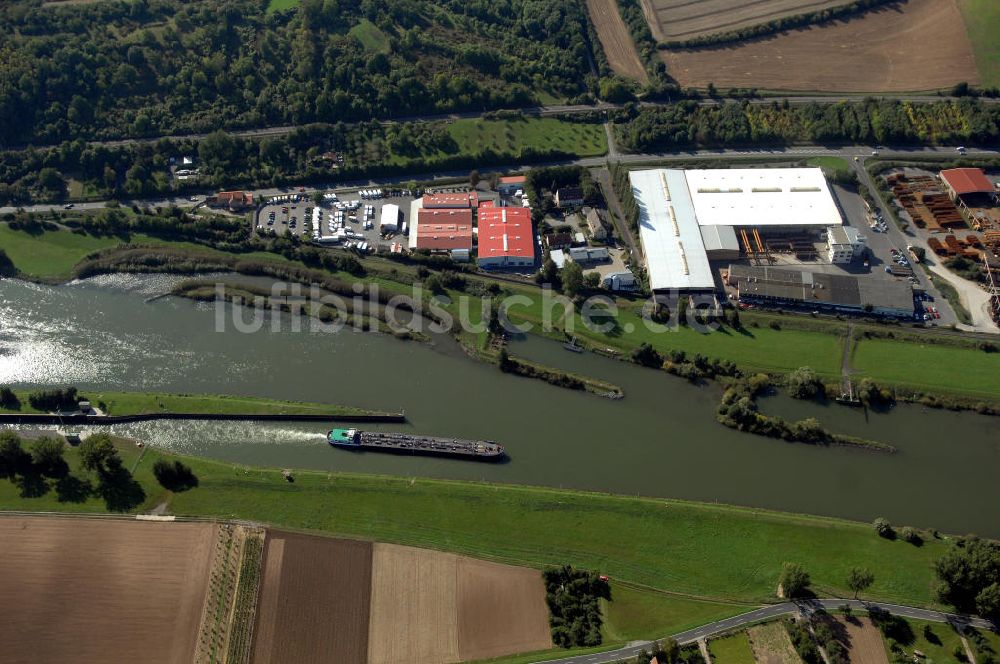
<box><xmin>327</xmin><ymin>428</ymin><xmax>505</xmax><ymax>461</ymax></box>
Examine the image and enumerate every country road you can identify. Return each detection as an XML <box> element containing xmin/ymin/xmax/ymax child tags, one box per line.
<box><xmin>4</xmin><ymin>145</ymin><xmax>997</xmax><ymax>217</ymax></box>
<box><xmin>539</xmin><ymin>599</ymin><xmax>997</xmax><ymax>664</ymax></box>
<box><xmin>3</xmin><ymin>94</ymin><xmax>996</xmax><ymax>152</ymax></box>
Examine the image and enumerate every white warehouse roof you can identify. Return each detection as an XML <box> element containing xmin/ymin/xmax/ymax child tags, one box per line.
<box><xmin>630</xmin><ymin>169</ymin><xmax>715</xmax><ymax>291</ymax></box>
<box><xmin>380</xmin><ymin>203</ymin><xmax>400</xmax><ymax>230</ymax></box>
<box><xmin>685</xmin><ymin>168</ymin><xmax>842</xmax><ymax>227</ymax></box>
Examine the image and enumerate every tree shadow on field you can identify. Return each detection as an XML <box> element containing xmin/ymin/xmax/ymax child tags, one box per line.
<box><xmin>96</xmin><ymin>460</ymin><xmax>146</xmax><ymax>512</ymax></box>
<box><xmin>56</xmin><ymin>474</ymin><xmax>92</xmax><ymax>504</ymax></box>
<box><xmin>15</xmin><ymin>469</ymin><xmax>50</xmax><ymax>499</ymax></box>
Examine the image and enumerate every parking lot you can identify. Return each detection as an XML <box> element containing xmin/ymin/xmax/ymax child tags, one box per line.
<box><xmin>255</xmin><ymin>188</ymin><xmax>419</xmax><ymax>254</ymax></box>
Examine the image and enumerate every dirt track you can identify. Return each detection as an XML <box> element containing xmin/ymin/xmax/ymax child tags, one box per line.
<box><xmin>645</xmin><ymin>0</ymin><xmax>847</xmax><ymax>42</ymax></box>
<box><xmin>251</xmin><ymin>532</ymin><xmax>373</xmax><ymax>664</ymax></box>
<box><xmin>0</xmin><ymin>516</ymin><xmax>215</xmax><ymax>664</ymax></box>
<box><xmin>457</xmin><ymin>557</ymin><xmax>553</xmax><ymax>661</ymax></box>
<box><xmin>587</xmin><ymin>0</ymin><xmax>649</xmax><ymax>82</ymax></box>
<box><xmin>663</xmin><ymin>0</ymin><xmax>980</xmax><ymax>92</ymax></box>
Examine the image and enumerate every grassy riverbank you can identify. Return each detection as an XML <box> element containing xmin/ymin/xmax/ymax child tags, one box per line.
<box><xmin>0</xmin><ymin>441</ymin><xmax>954</xmax><ymax>610</ymax></box>
<box><xmin>3</xmin><ymin>224</ymin><xmax>998</xmax><ymax>405</ymax></box>
<box><xmin>0</xmin><ymin>389</ymin><xmax>383</xmax><ymax>417</ymax></box>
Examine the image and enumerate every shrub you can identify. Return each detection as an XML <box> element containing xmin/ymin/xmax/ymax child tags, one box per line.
<box><xmin>779</xmin><ymin>562</ymin><xmax>811</xmax><ymax>598</ymax></box>
<box><xmin>874</xmin><ymin>517</ymin><xmax>895</xmax><ymax>539</ymax></box>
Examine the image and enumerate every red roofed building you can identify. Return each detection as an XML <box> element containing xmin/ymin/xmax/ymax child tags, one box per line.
<box><xmin>477</xmin><ymin>206</ymin><xmax>535</xmax><ymax>268</ymax></box>
<box><xmin>940</xmin><ymin>168</ymin><xmax>995</xmax><ymax>201</ymax></box>
<box><xmin>207</xmin><ymin>190</ymin><xmax>254</xmax><ymax>210</ymax></box>
<box><xmin>411</xmin><ymin>208</ymin><xmax>473</xmax><ymax>251</ymax></box>
<box><xmin>422</xmin><ymin>192</ymin><xmax>478</xmax><ymax>209</ymax></box>
<box><xmin>497</xmin><ymin>175</ymin><xmax>527</xmax><ymax>195</ymax></box>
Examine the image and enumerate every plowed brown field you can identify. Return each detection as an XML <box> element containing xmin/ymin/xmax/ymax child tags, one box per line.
<box><xmin>643</xmin><ymin>0</ymin><xmax>847</xmax><ymax>42</ymax></box>
<box><xmin>457</xmin><ymin>557</ymin><xmax>553</xmax><ymax>661</ymax></box>
<box><xmin>367</xmin><ymin>543</ymin><xmax>553</xmax><ymax>664</ymax></box>
<box><xmin>587</xmin><ymin>0</ymin><xmax>649</xmax><ymax>82</ymax></box>
<box><xmin>663</xmin><ymin>0</ymin><xmax>980</xmax><ymax>92</ymax></box>
<box><xmin>0</xmin><ymin>516</ymin><xmax>216</xmax><ymax>664</ymax></box>
<box><xmin>838</xmin><ymin>617</ymin><xmax>891</xmax><ymax>664</ymax></box>
<box><xmin>250</xmin><ymin>532</ymin><xmax>373</xmax><ymax>664</ymax></box>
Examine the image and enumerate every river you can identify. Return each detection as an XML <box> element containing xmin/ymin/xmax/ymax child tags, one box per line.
<box><xmin>1</xmin><ymin>274</ymin><xmax>998</xmax><ymax>535</ymax></box>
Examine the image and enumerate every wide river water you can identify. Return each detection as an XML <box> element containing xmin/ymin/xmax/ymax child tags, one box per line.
<box><xmin>1</xmin><ymin>275</ymin><xmax>998</xmax><ymax>535</ymax></box>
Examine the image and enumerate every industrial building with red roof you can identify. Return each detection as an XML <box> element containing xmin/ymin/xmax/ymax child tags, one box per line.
<box><xmin>410</xmin><ymin>208</ymin><xmax>473</xmax><ymax>251</ymax></box>
<box><xmin>421</xmin><ymin>192</ymin><xmax>478</xmax><ymax>208</ymax></box>
<box><xmin>476</xmin><ymin>206</ymin><xmax>535</xmax><ymax>268</ymax></box>
<box><xmin>940</xmin><ymin>168</ymin><xmax>995</xmax><ymax>199</ymax></box>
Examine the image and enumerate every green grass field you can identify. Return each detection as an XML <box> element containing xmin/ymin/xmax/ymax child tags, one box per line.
<box><xmin>265</xmin><ymin>0</ymin><xmax>299</xmax><ymax>13</ymax></box>
<box><xmin>884</xmin><ymin>618</ymin><xmax>967</xmax><ymax>664</ymax></box>
<box><xmin>853</xmin><ymin>339</ymin><xmax>1000</xmax><ymax>398</ymax></box>
<box><xmin>0</xmin><ymin>225</ymin><xmax>122</xmax><ymax>279</ymax></box>
<box><xmin>708</xmin><ymin>631</ymin><xmax>756</xmax><ymax>664</ymax></box>
<box><xmin>958</xmin><ymin>0</ymin><xmax>1000</xmax><ymax>88</ymax></box>
<box><xmin>0</xmin><ymin>389</ymin><xmax>378</xmax><ymax>417</ymax></box>
<box><xmin>348</xmin><ymin>19</ymin><xmax>389</xmax><ymax>53</ymax></box>
<box><xmin>0</xmin><ymin>443</ymin><xmax>952</xmax><ymax>607</ymax></box>
<box><xmin>602</xmin><ymin>586</ymin><xmax>748</xmax><ymax>642</ymax></box>
<box><xmin>448</xmin><ymin>118</ymin><xmax>608</xmax><ymax>159</ymax></box>
<box><xmin>807</xmin><ymin>157</ymin><xmax>852</xmax><ymax>181</ymax></box>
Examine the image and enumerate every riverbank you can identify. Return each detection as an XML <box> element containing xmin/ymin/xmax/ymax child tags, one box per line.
<box><xmin>0</xmin><ymin>389</ymin><xmax>387</xmax><ymax>418</ymax></box>
<box><xmin>0</xmin><ymin>439</ymin><xmax>958</xmax><ymax>611</ymax></box>
<box><xmin>3</xmin><ymin>223</ymin><xmax>998</xmax><ymax>405</ymax></box>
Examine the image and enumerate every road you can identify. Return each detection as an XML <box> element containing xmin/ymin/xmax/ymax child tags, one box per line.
<box><xmin>5</xmin><ymin>94</ymin><xmax>997</xmax><ymax>151</ymax></box>
<box><xmin>539</xmin><ymin>599</ymin><xmax>996</xmax><ymax>664</ymax></box>
<box><xmin>6</xmin><ymin>144</ymin><xmax>996</xmax><ymax>218</ymax></box>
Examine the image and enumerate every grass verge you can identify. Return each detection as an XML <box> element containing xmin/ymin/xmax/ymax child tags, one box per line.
<box><xmin>0</xmin><ymin>443</ymin><xmax>953</xmax><ymax>608</ymax></box>
<box><xmin>0</xmin><ymin>390</ymin><xmax>381</xmax><ymax>417</ymax></box>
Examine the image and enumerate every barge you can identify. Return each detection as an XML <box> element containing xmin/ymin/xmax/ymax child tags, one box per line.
<box><xmin>327</xmin><ymin>428</ymin><xmax>505</xmax><ymax>461</ymax></box>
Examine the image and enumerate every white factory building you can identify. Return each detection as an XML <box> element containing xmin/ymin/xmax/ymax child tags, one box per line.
<box><xmin>630</xmin><ymin>168</ymin><xmax>844</xmax><ymax>292</ymax></box>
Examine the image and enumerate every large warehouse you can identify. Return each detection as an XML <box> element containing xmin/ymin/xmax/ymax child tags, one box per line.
<box><xmin>630</xmin><ymin>168</ymin><xmax>844</xmax><ymax>292</ymax></box>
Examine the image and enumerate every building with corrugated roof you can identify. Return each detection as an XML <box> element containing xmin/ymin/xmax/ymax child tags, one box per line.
<box><xmin>477</xmin><ymin>206</ymin><xmax>534</xmax><ymax>268</ymax></box>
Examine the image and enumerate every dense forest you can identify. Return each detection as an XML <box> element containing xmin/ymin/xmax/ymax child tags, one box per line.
<box><xmin>0</xmin><ymin>0</ymin><xmax>599</xmax><ymax>145</ymax></box>
<box><xmin>614</xmin><ymin>99</ymin><xmax>1000</xmax><ymax>152</ymax></box>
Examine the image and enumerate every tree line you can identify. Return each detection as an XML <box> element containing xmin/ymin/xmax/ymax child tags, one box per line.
<box><xmin>614</xmin><ymin>99</ymin><xmax>1000</xmax><ymax>152</ymax></box>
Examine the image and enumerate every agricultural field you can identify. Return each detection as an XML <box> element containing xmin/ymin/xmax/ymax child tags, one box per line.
<box><xmin>0</xmin><ymin>516</ymin><xmax>216</xmax><ymax>664</ymax></box>
<box><xmin>251</xmin><ymin>533</ymin><xmax>373</xmax><ymax>664</ymax></box>
<box><xmin>837</xmin><ymin>617</ymin><xmax>890</xmax><ymax>664</ymax></box>
<box><xmin>957</xmin><ymin>0</ymin><xmax>1000</xmax><ymax>87</ymax></box>
<box><xmin>446</xmin><ymin>118</ymin><xmax>608</xmax><ymax>161</ymax></box>
<box><xmin>662</xmin><ymin>0</ymin><xmax>980</xmax><ymax>92</ymax></box>
<box><xmin>747</xmin><ymin>622</ymin><xmax>802</xmax><ymax>664</ymax></box>
<box><xmin>250</xmin><ymin>536</ymin><xmax>551</xmax><ymax>664</ymax></box>
<box><xmin>586</xmin><ymin>0</ymin><xmax>649</xmax><ymax>82</ymax></box>
<box><xmin>601</xmin><ymin>586</ymin><xmax>748</xmax><ymax>642</ymax></box>
<box><xmin>641</xmin><ymin>0</ymin><xmax>846</xmax><ymax>43</ymax></box>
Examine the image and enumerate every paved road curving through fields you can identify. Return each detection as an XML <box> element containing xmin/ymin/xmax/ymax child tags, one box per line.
<box><xmin>540</xmin><ymin>599</ymin><xmax>996</xmax><ymax>664</ymax></box>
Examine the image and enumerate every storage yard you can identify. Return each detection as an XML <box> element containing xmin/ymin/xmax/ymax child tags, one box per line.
<box><xmin>0</xmin><ymin>516</ymin><xmax>217</xmax><ymax>664</ymax></box>
<box><xmin>662</xmin><ymin>0</ymin><xmax>980</xmax><ymax>92</ymax></box>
